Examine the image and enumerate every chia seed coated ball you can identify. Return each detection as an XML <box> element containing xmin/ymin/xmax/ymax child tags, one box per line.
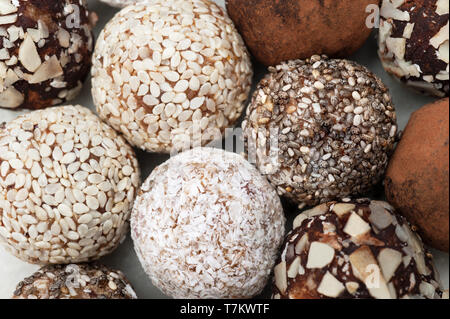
<box><xmin>0</xmin><ymin>0</ymin><xmax>95</xmax><ymax>110</ymax></box>
<box><xmin>242</xmin><ymin>56</ymin><xmax>398</xmax><ymax>208</ymax></box>
<box><xmin>92</xmin><ymin>0</ymin><xmax>253</xmax><ymax>153</ymax></box>
<box><xmin>131</xmin><ymin>147</ymin><xmax>285</xmax><ymax>299</ymax></box>
<box><xmin>12</xmin><ymin>263</ymin><xmax>137</xmax><ymax>299</ymax></box>
<box><xmin>378</xmin><ymin>0</ymin><xmax>449</xmax><ymax>97</ymax></box>
<box><xmin>272</xmin><ymin>199</ymin><xmax>443</xmax><ymax>299</ymax></box>
<box><xmin>0</xmin><ymin>105</ymin><xmax>140</xmax><ymax>264</ymax></box>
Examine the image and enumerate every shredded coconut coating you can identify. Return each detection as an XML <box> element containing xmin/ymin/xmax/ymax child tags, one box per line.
<box><xmin>92</xmin><ymin>0</ymin><xmax>253</xmax><ymax>153</ymax></box>
<box><xmin>0</xmin><ymin>105</ymin><xmax>140</xmax><ymax>264</ymax></box>
<box><xmin>131</xmin><ymin>147</ymin><xmax>285</xmax><ymax>299</ymax></box>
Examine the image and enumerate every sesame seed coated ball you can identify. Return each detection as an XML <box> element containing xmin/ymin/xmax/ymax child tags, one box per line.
<box><xmin>273</xmin><ymin>200</ymin><xmax>443</xmax><ymax>299</ymax></box>
<box><xmin>92</xmin><ymin>0</ymin><xmax>253</xmax><ymax>153</ymax></box>
<box><xmin>0</xmin><ymin>0</ymin><xmax>95</xmax><ymax>110</ymax></box>
<box><xmin>242</xmin><ymin>56</ymin><xmax>398</xmax><ymax>208</ymax></box>
<box><xmin>99</xmin><ymin>0</ymin><xmax>145</xmax><ymax>8</ymax></box>
<box><xmin>0</xmin><ymin>105</ymin><xmax>140</xmax><ymax>264</ymax></box>
<box><xmin>12</xmin><ymin>263</ymin><xmax>137</xmax><ymax>299</ymax></box>
<box><xmin>131</xmin><ymin>148</ymin><xmax>285</xmax><ymax>299</ymax></box>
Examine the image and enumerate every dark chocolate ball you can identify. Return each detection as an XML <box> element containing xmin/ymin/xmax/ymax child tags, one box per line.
<box><xmin>378</xmin><ymin>0</ymin><xmax>449</xmax><ymax>97</ymax></box>
<box><xmin>0</xmin><ymin>0</ymin><xmax>94</xmax><ymax>110</ymax></box>
<box><xmin>272</xmin><ymin>200</ymin><xmax>443</xmax><ymax>299</ymax></box>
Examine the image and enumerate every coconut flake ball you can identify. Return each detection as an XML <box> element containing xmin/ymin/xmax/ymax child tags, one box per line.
<box><xmin>0</xmin><ymin>105</ymin><xmax>140</xmax><ymax>264</ymax></box>
<box><xmin>131</xmin><ymin>148</ymin><xmax>285</xmax><ymax>299</ymax></box>
<box><xmin>242</xmin><ymin>56</ymin><xmax>398</xmax><ymax>208</ymax></box>
<box><xmin>92</xmin><ymin>1</ymin><xmax>253</xmax><ymax>153</ymax></box>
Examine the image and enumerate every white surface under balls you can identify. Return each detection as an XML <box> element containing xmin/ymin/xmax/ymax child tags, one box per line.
<box><xmin>0</xmin><ymin>0</ymin><xmax>448</xmax><ymax>299</ymax></box>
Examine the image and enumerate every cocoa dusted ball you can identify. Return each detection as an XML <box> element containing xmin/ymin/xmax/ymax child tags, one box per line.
<box><xmin>385</xmin><ymin>98</ymin><xmax>449</xmax><ymax>252</ymax></box>
<box><xmin>226</xmin><ymin>0</ymin><xmax>379</xmax><ymax>66</ymax></box>
<box><xmin>0</xmin><ymin>0</ymin><xmax>95</xmax><ymax>110</ymax></box>
<box><xmin>378</xmin><ymin>0</ymin><xmax>449</xmax><ymax>97</ymax></box>
<box><xmin>242</xmin><ymin>56</ymin><xmax>398</xmax><ymax>208</ymax></box>
<box><xmin>272</xmin><ymin>200</ymin><xmax>444</xmax><ymax>299</ymax></box>
<box><xmin>12</xmin><ymin>263</ymin><xmax>137</xmax><ymax>299</ymax></box>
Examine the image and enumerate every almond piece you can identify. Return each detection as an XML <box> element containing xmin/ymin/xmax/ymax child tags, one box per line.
<box><xmin>430</xmin><ymin>21</ymin><xmax>449</xmax><ymax>48</ymax></box>
<box><xmin>287</xmin><ymin>257</ymin><xmax>301</xmax><ymax>278</ymax></box>
<box><xmin>343</xmin><ymin>212</ymin><xmax>371</xmax><ymax>237</ymax></box>
<box><xmin>349</xmin><ymin>246</ymin><xmax>392</xmax><ymax>299</ymax></box>
<box><xmin>0</xmin><ymin>0</ymin><xmax>17</xmax><ymax>15</ymax></box>
<box><xmin>317</xmin><ymin>272</ymin><xmax>345</xmax><ymax>298</ymax></box>
<box><xmin>0</xmin><ymin>13</ymin><xmax>17</xmax><ymax>25</ymax></box>
<box><xmin>29</xmin><ymin>55</ymin><xmax>64</xmax><ymax>84</ymax></box>
<box><xmin>294</xmin><ymin>233</ymin><xmax>309</xmax><ymax>254</ymax></box>
<box><xmin>438</xmin><ymin>41</ymin><xmax>449</xmax><ymax>64</ymax></box>
<box><xmin>332</xmin><ymin>203</ymin><xmax>355</xmax><ymax>217</ymax></box>
<box><xmin>293</xmin><ymin>213</ymin><xmax>308</xmax><ymax>229</ymax></box>
<box><xmin>345</xmin><ymin>281</ymin><xmax>359</xmax><ymax>295</ymax></box>
<box><xmin>377</xmin><ymin>248</ymin><xmax>402</xmax><ymax>282</ymax></box>
<box><xmin>369</xmin><ymin>203</ymin><xmax>393</xmax><ymax>230</ymax></box>
<box><xmin>274</xmin><ymin>262</ymin><xmax>287</xmax><ymax>294</ymax></box>
<box><xmin>306</xmin><ymin>242</ymin><xmax>335</xmax><ymax>269</ymax></box>
<box><xmin>386</xmin><ymin>37</ymin><xmax>406</xmax><ymax>59</ymax></box>
<box><xmin>0</xmin><ymin>87</ymin><xmax>24</xmax><ymax>108</ymax></box>
<box><xmin>19</xmin><ymin>34</ymin><xmax>42</xmax><ymax>72</ymax></box>
<box><xmin>436</xmin><ymin>0</ymin><xmax>449</xmax><ymax>15</ymax></box>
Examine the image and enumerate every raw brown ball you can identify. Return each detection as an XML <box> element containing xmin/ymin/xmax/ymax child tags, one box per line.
<box><xmin>385</xmin><ymin>98</ymin><xmax>449</xmax><ymax>252</ymax></box>
<box><xmin>12</xmin><ymin>263</ymin><xmax>137</xmax><ymax>299</ymax></box>
<box><xmin>226</xmin><ymin>0</ymin><xmax>379</xmax><ymax>66</ymax></box>
<box><xmin>0</xmin><ymin>0</ymin><xmax>95</xmax><ymax>110</ymax></box>
<box><xmin>272</xmin><ymin>200</ymin><xmax>443</xmax><ymax>299</ymax></box>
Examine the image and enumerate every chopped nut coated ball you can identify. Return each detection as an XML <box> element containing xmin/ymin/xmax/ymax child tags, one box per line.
<box><xmin>273</xmin><ymin>199</ymin><xmax>443</xmax><ymax>299</ymax></box>
<box><xmin>13</xmin><ymin>263</ymin><xmax>137</xmax><ymax>299</ymax></box>
<box><xmin>0</xmin><ymin>0</ymin><xmax>95</xmax><ymax>109</ymax></box>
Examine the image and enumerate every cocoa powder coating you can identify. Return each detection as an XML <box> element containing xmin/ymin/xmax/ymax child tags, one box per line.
<box><xmin>385</xmin><ymin>98</ymin><xmax>449</xmax><ymax>252</ymax></box>
<box><xmin>226</xmin><ymin>0</ymin><xmax>378</xmax><ymax>66</ymax></box>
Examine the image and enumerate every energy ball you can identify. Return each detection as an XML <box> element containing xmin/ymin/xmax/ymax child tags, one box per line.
<box><xmin>12</xmin><ymin>263</ymin><xmax>137</xmax><ymax>299</ymax></box>
<box><xmin>378</xmin><ymin>0</ymin><xmax>449</xmax><ymax>97</ymax></box>
<box><xmin>0</xmin><ymin>105</ymin><xmax>140</xmax><ymax>264</ymax></box>
<box><xmin>226</xmin><ymin>0</ymin><xmax>378</xmax><ymax>66</ymax></box>
<box><xmin>272</xmin><ymin>200</ymin><xmax>443</xmax><ymax>299</ymax></box>
<box><xmin>131</xmin><ymin>147</ymin><xmax>285</xmax><ymax>299</ymax></box>
<box><xmin>385</xmin><ymin>98</ymin><xmax>449</xmax><ymax>252</ymax></box>
<box><xmin>99</xmin><ymin>0</ymin><xmax>145</xmax><ymax>8</ymax></box>
<box><xmin>242</xmin><ymin>56</ymin><xmax>398</xmax><ymax>208</ymax></box>
<box><xmin>92</xmin><ymin>1</ymin><xmax>253</xmax><ymax>153</ymax></box>
<box><xmin>0</xmin><ymin>0</ymin><xmax>95</xmax><ymax>110</ymax></box>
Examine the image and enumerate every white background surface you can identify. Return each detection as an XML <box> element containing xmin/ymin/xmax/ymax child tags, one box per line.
<box><xmin>0</xmin><ymin>0</ymin><xmax>448</xmax><ymax>299</ymax></box>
